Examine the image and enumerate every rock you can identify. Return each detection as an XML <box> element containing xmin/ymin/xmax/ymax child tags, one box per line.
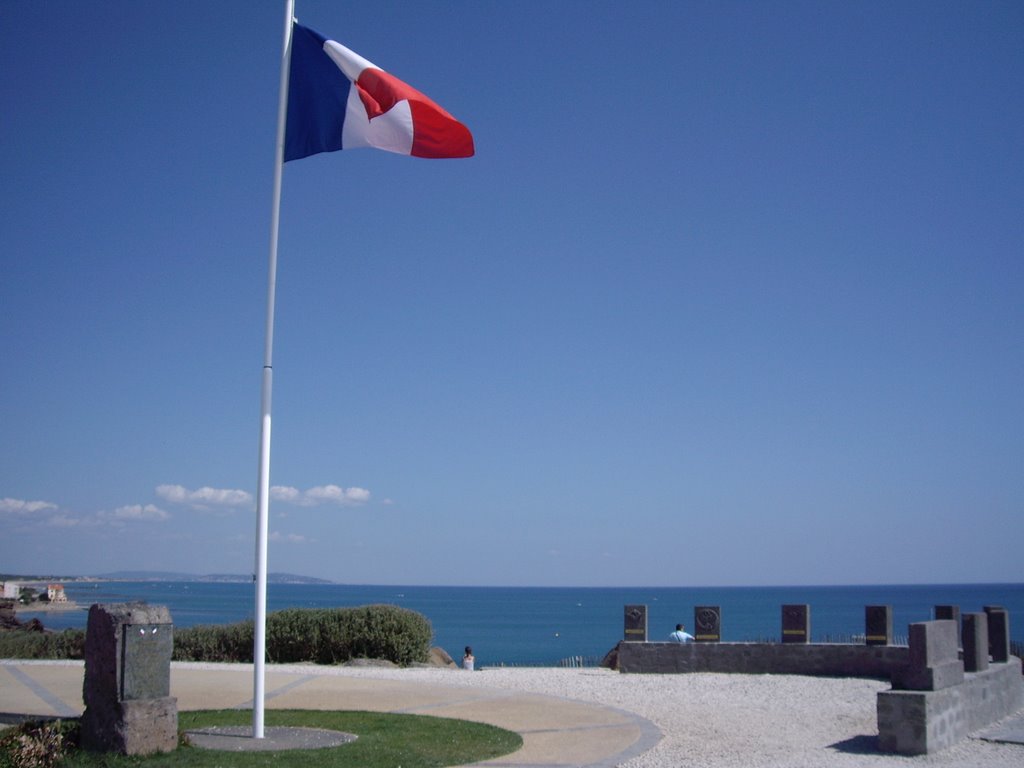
<box><xmin>0</xmin><ymin>600</ymin><xmax>21</xmax><ymax>630</ymax></box>
<box><xmin>426</xmin><ymin>646</ymin><xmax>457</xmax><ymax>668</ymax></box>
<box><xmin>600</xmin><ymin>644</ymin><xmax>619</xmax><ymax>670</ymax></box>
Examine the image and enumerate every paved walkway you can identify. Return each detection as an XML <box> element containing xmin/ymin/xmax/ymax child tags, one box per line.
<box><xmin>0</xmin><ymin>660</ymin><xmax>660</xmax><ymax>767</ymax></box>
<box><xmin>977</xmin><ymin>712</ymin><xmax>1024</xmax><ymax>746</ymax></box>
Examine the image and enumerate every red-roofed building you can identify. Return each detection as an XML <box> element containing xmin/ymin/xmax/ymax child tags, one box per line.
<box><xmin>47</xmin><ymin>584</ymin><xmax>68</xmax><ymax>602</ymax></box>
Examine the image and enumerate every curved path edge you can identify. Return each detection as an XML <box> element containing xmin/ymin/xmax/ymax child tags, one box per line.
<box><xmin>0</xmin><ymin>660</ymin><xmax>661</xmax><ymax>768</ymax></box>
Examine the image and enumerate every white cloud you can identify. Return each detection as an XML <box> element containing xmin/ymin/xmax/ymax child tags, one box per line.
<box><xmin>156</xmin><ymin>484</ymin><xmax>252</xmax><ymax>509</ymax></box>
<box><xmin>46</xmin><ymin>512</ymin><xmax>105</xmax><ymax>528</ymax></box>
<box><xmin>155</xmin><ymin>483</ymin><xmax>370</xmax><ymax>512</ymax></box>
<box><xmin>269</xmin><ymin>531</ymin><xmax>309</xmax><ymax>544</ymax></box>
<box><xmin>155</xmin><ymin>484</ymin><xmax>188</xmax><ymax>503</ymax></box>
<box><xmin>111</xmin><ymin>504</ymin><xmax>170</xmax><ymax>522</ymax></box>
<box><xmin>340</xmin><ymin>486</ymin><xmax>371</xmax><ymax>504</ymax></box>
<box><xmin>271</xmin><ymin>484</ymin><xmax>370</xmax><ymax>507</ymax></box>
<box><xmin>270</xmin><ymin>486</ymin><xmax>301</xmax><ymax>503</ymax></box>
<box><xmin>3</xmin><ymin>495</ymin><xmax>169</xmax><ymax>529</ymax></box>
<box><xmin>305</xmin><ymin>485</ymin><xmax>347</xmax><ymax>504</ymax></box>
<box><xmin>0</xmin><ymin>497</ymin><xmax>58</xmax><ymax>514</ymax></box>
<box><xmin>306</xmin><ymin>485</ymin><xmax>370</xmax><ymax>505</ymax></box>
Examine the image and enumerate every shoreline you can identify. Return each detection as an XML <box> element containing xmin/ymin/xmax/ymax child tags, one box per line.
<box><xmin>11</xmin><ymin>601</ymin><xmax>85</xmax><ymax>615</ymax></box>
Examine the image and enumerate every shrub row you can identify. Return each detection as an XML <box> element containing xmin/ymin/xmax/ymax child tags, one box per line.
<box><xmin>0</xmin><ymin>629</ymin><xmax>85</xmax><ymax>660</ymax></box>
<box><xmin>172</xmin><ymin>619</ymin><xmax>255</xmax><ymax>663</ymax></box>
<box><xmin>0</xmin><ymin>605</ymin><xmax>431</xmax><ymax>666</ymax></box>
<box><xmin>173</xmin><ymin>604</ymin><xmax>432</xmax><ymax>666</ymax></box>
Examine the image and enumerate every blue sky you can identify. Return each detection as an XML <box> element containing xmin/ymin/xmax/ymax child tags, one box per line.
<box><xmin>2</xmin><ymin>0</ymin><xmax>1021</xmax><ymax>587</ymax></box>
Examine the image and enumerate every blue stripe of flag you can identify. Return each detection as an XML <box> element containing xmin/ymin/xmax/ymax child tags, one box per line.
<box><xmin>284</xmin><ymin>24</ymin><xmax>351</xmax><ymax>162</ymax></box>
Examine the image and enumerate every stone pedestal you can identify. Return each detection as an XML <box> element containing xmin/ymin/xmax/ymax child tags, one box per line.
<box><xmin>781</xmin><ymin>604</ymin><xmax>809</xmax><ymax>644</ymax></box>
<box><xmin>865</xmin><ymin>605</ymin><xmax>893</xmax><ymax>646</ymax></box>
<box><xmin>694</xmin><ymin>606</ymin><xmax>721</xmax><ymax>642</ymax></box>
<box><xmin>81</xmin><ymin>603</ymin><xmax>178</xmax><ymax>755</ymax></box>
<box><xmin>623</xmin><ymin>605</ymin><xmax>647</xmax><ymax>642</ymax></box>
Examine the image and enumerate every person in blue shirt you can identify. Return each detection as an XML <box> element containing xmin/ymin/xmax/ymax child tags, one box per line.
<box><xmin>669</xmin><ymin>623</ymin><xmax>695</xmax><ymax>643</ymax></box>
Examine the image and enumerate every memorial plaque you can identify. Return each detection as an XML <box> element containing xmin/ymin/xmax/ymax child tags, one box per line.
<box><xmin>624</xmin><ymin>604</ymin><xmax>647</xmax><ymax>642</ymax></box>
<box><xmin>984</xmin><ymin>606</ymin><xmax>1010</xmax><ymax>663</ymax></box>
<box><xmin>781</xmin><ymin>604</ymin><xmax>810</xmax><ymax>644</ymax></box>
<box><xmin>865</xmin><ymin>605</ymin><xmax>893</xmax><ymax>646</ymax></box>
<box><xmin>694</xmin><ymin>605</ymin><xmax>721</xmax><ymax>642</ymax></box>
<box><xmin>934</xmin><ymin>605</ymin><xmax>961</xmax><ymax>645</ymax></box>
<box><xmin>121</xmin><ymin>623</ymin><xmax>172</xmax><ymax>700</ymax></box>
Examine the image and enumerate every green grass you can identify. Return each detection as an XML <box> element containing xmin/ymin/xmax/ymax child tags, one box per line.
<box><xmin>52</xmin><ymin>711</ymin><xmax>522</xmax><ymax>768</ymax></box>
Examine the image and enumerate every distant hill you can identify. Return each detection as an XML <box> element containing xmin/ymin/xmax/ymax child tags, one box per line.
<box><xmin>94</xmin><ymin>571</ymin><xmax>333</xmax><ymax>584</ymax></box>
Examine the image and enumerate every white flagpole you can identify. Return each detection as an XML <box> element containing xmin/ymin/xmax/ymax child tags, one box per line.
<box><xmin>253</xmin><ymin>0</ymin><xmax>295</xmax><ymax>739</ymax></box>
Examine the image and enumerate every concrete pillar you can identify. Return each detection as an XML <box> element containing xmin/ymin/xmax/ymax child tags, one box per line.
<box><xmin>893</xmin><ymin>620</ymin><xmax>964</xmax><ymax>691</ymax></box>
<box><xmin>934</xmin><ymin>605</ymin><xmax>961</xmax><ymax>646</ymax></box>
<box><xmin>962</xmin><ymin>613</ymin><xmax>989</xmax><ymax>672</ymax></box>
<box><xmin>984</xmin><ymin>606</ymin><xmax>1010</xmax><ymax>663</ymax></box>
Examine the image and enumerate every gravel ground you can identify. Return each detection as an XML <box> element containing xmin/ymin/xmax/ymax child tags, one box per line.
<box><xmin>279</xmin><ymin>664</ymin><xmax>1024</xmax><ymax>768</ymax></box>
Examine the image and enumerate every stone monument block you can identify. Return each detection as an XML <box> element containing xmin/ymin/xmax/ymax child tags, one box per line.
<box><xmin>934</xmin><ymin>605</ymin><xmax>961</xmax><ymax>645</ymax></box>
<box><xmin>694</xmin><ymin>605</ymin><xmax>721</xmax><ymax>642</ymax></box>
<box><xmin>82</xmin><ymin>603</ymin><xmax>178</xmax><ymax>755</ymax></box>
<box><xmin>122</xmin><ymin>623</ymin><xmax>173</xmax><ymax>699</ymax></box>
<box><xmin>623</xmin><ymin>604</ymin><xmax>647</xmax><ymax>642</ymax></box>
<box><xmin>865</xmin><ymin>605</ymin><xmax>893</xmax><ymax>646</ymax></box>
<box><xmin>962</xmin><ymin>612</ymin><xmax>989</xmax><ymax>672</ymax></box>
<box><xmin>893</xmin><ymin>620</ymin><xmax>963</xmax><ymax>691</ymax></box>
<box><xmin>781</xmin><ymin>604</ymin><xmax>809</xmax><ymax>644</ymax></box>
<box><xmin>984</xmin><ymin>606</ymin><xmax>1010</xmax><ymax>663</ymax></box>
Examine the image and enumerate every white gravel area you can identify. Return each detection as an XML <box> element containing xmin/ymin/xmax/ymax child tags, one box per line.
<box><xmin>252</xmin><ymin>663</ymin><xmax>1024</xmax><ymax>768</ymax></box>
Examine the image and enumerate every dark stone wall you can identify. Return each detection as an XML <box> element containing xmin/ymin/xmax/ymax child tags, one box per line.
<box><xmin>615</xmin><ymin>640</ymin><xmax>909</xmax><ymax>678</ymax></box>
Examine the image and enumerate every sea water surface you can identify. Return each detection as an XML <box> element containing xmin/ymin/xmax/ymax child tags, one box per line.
<box><xmin>22</xmin><ymin>582</ymin><xmax>1024</xmax><ymax>667</ymax></box>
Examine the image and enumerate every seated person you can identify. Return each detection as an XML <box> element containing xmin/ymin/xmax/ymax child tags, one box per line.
<box><xmin>669</xmin><ymin>623</ymin><xmax>695</xmax><ymax>643</ymax></box>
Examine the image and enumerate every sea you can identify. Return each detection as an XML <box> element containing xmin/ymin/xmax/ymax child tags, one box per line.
<box><xmin>19</xmin><ymin>582</ymin><xmax>1024</xmax><ymax>667</ymax></box>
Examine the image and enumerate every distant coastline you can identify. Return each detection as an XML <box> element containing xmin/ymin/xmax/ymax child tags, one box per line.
<box><xmin>3</xmin><ymin>571</ymin><xmax>332</xmax><ymax>585</ymax></box>
<box><xmin>4</xmin><ymin>571</ymin><xmax>330</xmax><ymax>620</ymax></box>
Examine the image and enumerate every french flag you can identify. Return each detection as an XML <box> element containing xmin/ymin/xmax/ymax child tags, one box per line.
<box><xmin>284</xmin><ymin>23</ymin><xmax>474</xmax><ymax>162</ymax></box>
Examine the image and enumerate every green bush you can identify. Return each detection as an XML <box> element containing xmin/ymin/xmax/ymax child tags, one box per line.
<box><xmin>341</xmin><ymin>605</ymin><xmax>433</xmax><ymax>666</ymax></box>
<box><xmin>265</xmin><ymin>608</ymin><xmax>322</xmax><ymax>663</ymax></box>
<box><xmin>0</xmin><ymin>629</ymin><xmax>84</xmax><ymax>660</ymax></box>
<box><xmin>0</xmin><ymin>605</ymin><xmax>431</xmax><ymax>666</ymax></box>
<box><xmin>173</xmin><ymin>605</ymin><xmax>432</xmax><ymax>666</ymax></box>
<box><xmin>173</xmin><ymin>620</ymin><xmax>254</xmax><ymax>663</ymax></box>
